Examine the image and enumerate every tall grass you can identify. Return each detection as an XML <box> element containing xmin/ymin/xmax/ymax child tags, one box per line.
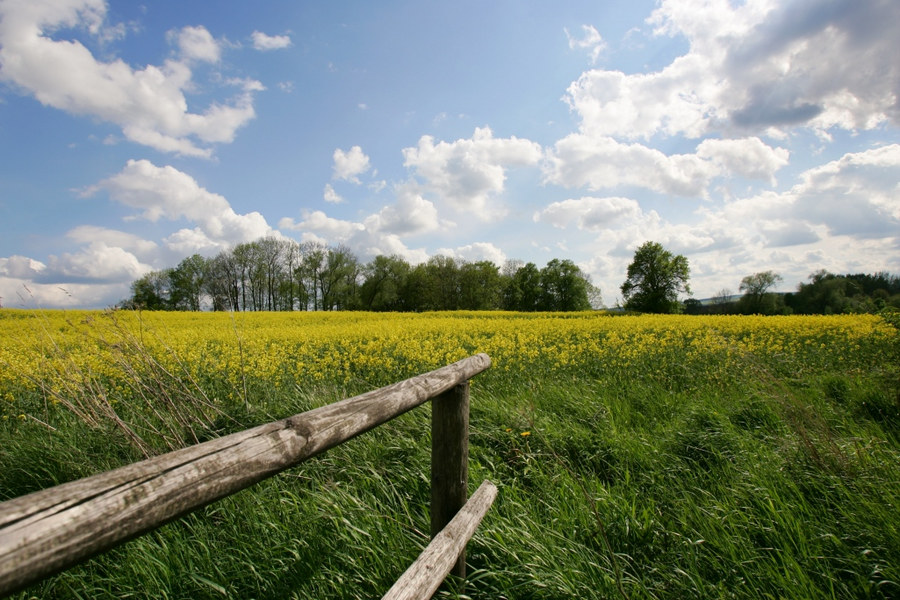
<box><xmin>1</xmin><ymin>310</ymin><xmax>898</xmax><ymax>599</ymax></box>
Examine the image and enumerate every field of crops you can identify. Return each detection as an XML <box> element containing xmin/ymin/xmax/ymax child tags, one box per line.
<box><xmin>1</xmin><ymin>310</ymin><xmax>895</xmax><ymax>421</ymax></box>
<box><xmin>1</xmin><ymin>309</ymin><xmax>899</xmax><ymax>599</ymax></box>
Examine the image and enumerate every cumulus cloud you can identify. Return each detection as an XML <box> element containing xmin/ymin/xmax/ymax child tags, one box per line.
<box><xmin>278</xmin><ymin>210</ymin><xmax>431</xmax><ymax>265</ymax></box>
<box><xmin>545</xmin><ymin>134</ymin><xmax>715</xmax><ymax>196</ymax></box>
<box><xmin>1</xmin><ymin>178</ymin><xmax>258</xmax><ymax>300</ymax></box>
<box><xmin>364</xmin><ymin>186</ymin><xmax>443</xmax><ymax>236</ymax></box>
<box><xmin>66</xmin><ymin>225</ymin><xmax>159</xmax><ymax>257</ymax></box>
<box><xmin>545</xmin><ymin>134</ymin><xmax>789</xmax><ymax>195</ymax></box>
<box><xmin>535</xmin><ymin>197</ymin><xmax>643</xmax><ymax>231</ymax></box>
<box><xmin>171</xmin><ymin>25</ymin><xmax>221</xmax><ymax>63</ymax></box>
<box><xmin>435</xmin><ymin>242</ymin><xmax>507</xmax><ymax>265</ymax></box>
<box><xmin>644</xmin><ymin>144</ymin><xmax>900</xmax><ymax>295</ymax></box>
<box><xmin>279</xmin><ymin>211</ymin><xmax>364</xmax><ymax>240</ymax></box>
<box><xmin>0</xmin><ymin>241</ymin><xmax>153</xmax><ymax>309</ymax></box>
<box><xmin>720</xmin><ymin>0</ymin><xmax>900</xmax><ymax>132</ymax></box>
<box><xmin>535</xmin><ymin>146</ymin><xmax>900</xmax><ymax>299</ymax></box>
<box><xmin>402</xmin><ymin>127</ymin><xmax>543</xmax><ymax>218</ymax></box>
<box><xmin>44</xmin><ymin>242</ymin><xmax>149</xmax><ymax>283</ymax></box>
<box><xmin>0</xmin><ymin>277</ymin><xmax>130</xmax><ymax>309</ymax></box>
<box><xmin>84</xmin><ymin>159</ymin><xmax>274</xmax><ymax>252</ymax></box>
<box><xmin>566</xmin><ymin>24</ymin><xmax>606</xmax><ymax>64</ymax></box>
<box><xmin>332</xmin><ymin>146</ymin><xmax>371</xmax><ymax>183</ymax></box>
<box><xmin>251</xmin><ymin>31</ymin><xmax>292</xmax><ymax>51</ymax></box>
<box><xmin>695</xmin><ymin>137</ymin><xmax>789</xmax><ymax>184</ymax></box>
<box><xmin>788</xmin><ymin>144</ymin><xmax>900</xmax><ymax>238</ymax></box>
<box><xmin>0</xmin><ymin>255</ymin><xmax>46</xmax><ymax>279</ymax></box>
<box><xmin>532</xmin><ymin>194</ymin><xmax>728</xmax><ymax>258</ymax></box>
<box><xmin>278</xmin><ymin>179</ymin><xmax>467</xmax><ymax>265</ymax></box>
<box><xmin>565</xmin><ymin>56</ymin><xmax>718</xmax><ymax>140</ymax></box>
<box><xmin>758</xmin><ymin>221</ymin><xmax>821</xmax><ymax>247</ymax></box>
<box><xmin>564</xmin><ymin>0</ymin><xmax>900</xmax><ymax>141</ymax></box>
<box><xmin>323</xmin><ymin>184</ymin><xmax>343</xmax><ymax>204</ymax></box>
<box><xmin>716</xmin><ymin>145</ymin><xmax>900</xmax><ymax>245</ymax></box>
<box><xmin>0</xmin><ymin>0</ymin><xmax>260</xmax><ymax>157</ymax></box>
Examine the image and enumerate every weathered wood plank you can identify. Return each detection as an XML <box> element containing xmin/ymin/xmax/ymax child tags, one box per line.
<box><xmin>0</xmin><ymin>353</ymin><xmax>491</xmax><ymax>597</ymax></box>
<box><xmin>382</xmin><ymin>479</ymin><xmax>498</xmax><ymax>600</ymax></box>
<box><xmin>430</xmin><ymin>382</ymin><xmax>469</xmax><ymax>578</ymax></box>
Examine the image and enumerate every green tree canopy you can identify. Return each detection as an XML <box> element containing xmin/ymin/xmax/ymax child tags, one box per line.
<box><xmin>785</xmin><ymin>270</ymin><xmax>900</xmax><ymax>314</ymax></box>
<box><xmin>738</xmin><ymin>270</ymin><xmax>784</xmax><ymax>314</ymax></box>
<box><xmin>539</xmin><ymin>258</ymin><xmax>593</xmax><ymax>311</ymax></box>
<box><xmin>620</xmin><ymin>241</ymin><xmax>690</xmax><ymax>313</ymax></box>
<box><xmin>503</xmin><ymin>262</ymin><xmax>542</xmax><ymax>311</ymax></box>
<box><xmin>359</xmin><ymin>255</ymin><xmax>410</xmax><ymax>311</ymax></box>
<box><xmin>123</xmin><ymin>237</ymin><xmax>603</xmax><ymax>313</ymax></box>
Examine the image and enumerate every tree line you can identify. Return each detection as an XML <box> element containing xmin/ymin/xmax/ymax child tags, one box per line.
<box><xmin>124</xmin><ymin>237</ymin><xmax>898</xmax><ymax>315</ymax></box>
<box><xmin>123</xmin><ymin>237</ymin><xmax>600</xmax><ymax>312</ymax></box>
<box><xmin>616</xmin><ymin>241</ymin><xmax>899</xmax><ymax>315</ymax></box>
<box><xmin>692</xmin><ymin>269</ymin><xmax>900</xmax><ymax>315</ymax></box>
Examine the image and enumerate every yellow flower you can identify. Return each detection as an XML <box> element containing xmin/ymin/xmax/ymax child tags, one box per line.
<box><xmin>520</xmin><ymin>431</ymin><xmax>531</xmax><ymax>437</ymax></box>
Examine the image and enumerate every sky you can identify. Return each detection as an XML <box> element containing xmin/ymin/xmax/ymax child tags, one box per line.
<box><xmin>0</xmin><ymin>0</ymin><xmax>898</xmax><ymax>309</ymax></box>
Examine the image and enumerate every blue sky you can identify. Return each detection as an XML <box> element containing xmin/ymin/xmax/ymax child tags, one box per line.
<box><xmin>1</xmin><ymin>0</ymin><xmax>898</xmax><ymax>309</ymax></box>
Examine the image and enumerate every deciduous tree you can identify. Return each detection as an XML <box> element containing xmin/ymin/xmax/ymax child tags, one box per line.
<box><xmin>739</xmin><ymin>270</ymin><xmax>783</xmax><ymax>314</ymax></box>
<box><xmin>620</xmin><ymin>241</ymin><xmax>690</xmax><ymax>313</ymax></box>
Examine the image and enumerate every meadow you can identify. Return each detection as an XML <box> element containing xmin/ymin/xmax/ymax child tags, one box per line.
<box><xmin>1</xmin><ymin>309</ymin><xmax>898</xmax><ymax>599</ymax></box>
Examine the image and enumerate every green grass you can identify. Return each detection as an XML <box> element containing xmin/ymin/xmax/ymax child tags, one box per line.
<box><xmin>2</xmin><ymin>326</ymin><xmax>899</xmax><ymax>599</ymax></box>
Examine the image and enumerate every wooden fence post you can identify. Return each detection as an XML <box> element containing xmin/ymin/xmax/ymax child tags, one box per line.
<box><xmin>383</xmin><ymin>480</ymin><xmax>497</xmax><ymax>600</ymax></box>
<box><xmin>0</xmin><ymin>355</ymin><xmax>490</xmax><ymax>597</ymax></box>
<box><xmin>430</xmin><ymin>381</ymin><xmax>469</xmax><ymax>580</ymax></box>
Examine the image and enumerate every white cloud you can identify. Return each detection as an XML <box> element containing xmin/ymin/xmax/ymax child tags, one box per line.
<box><xmin>278</xmin><ymin>209</ymin><xmax>432</xmax><ymax>265</ymax></box>
<box><xmin>46</xmin><ymin>242</ymin><xmax>150</xmax><ymax>283</ymax></box>
<box><xmin>364</xmin><ymin>186</ymin><xmax>442</xmax><ymax>236</ymax></box>
<box><xmin>719</xmin><ymin>0</ymin><xmax>900</xmax><ymax>132</ymax></box>
<box><xmin>0</xmin><ymin>239</ymin><xmax>151</xmax><ymax>309</ymax></box>
<box><xmin>251</xmin><ymin>31</ymin><xmax>292</xmax><ymax>51</ymax></box>
<box><xmin>323</xmin><ymin>183</ymin><xmax>344</xmax><ymax>204</ymax></box>
<box><xmin>402</xmin><ymin>127</ymin><xmax>543</xmax><ymax>218</ymax></box>
<box><xmin>171</xmin><ymin>25</ymin><xmax>221</xmax><ymax>63</ymax></box>
<box><xmin>717</xmin><ymin>145</ymin><xmax>900</xmax><ymax>244</ymax></box>
<box><xmin>279</xmin><ymin>210</ymin><xmax>365</xmax><ymax>240</ymax></box>
<box><xmin>0</xmin><ymin>255</ymin><xmax>46</xmax><ymax>279</ymax></box>
<box><xmin>535</xmin><ymin>197</ymin><xmax>643</xmax><ymax>231</ymax></box>
<box><xmin>630</xmin><ymin>144</ymin><xmax>900</xmax><ymax>295</ymax></box>
<box><xmin>565</xmin><ymin>56</ymin><xmax>718</xmax><ymax>140</ymax></box>
<box><xmin>332</xmin><ymin>146</ymin><xmax>371</xmax><ymax>183</ymax></box>
<box><xmin>565</xmin><ymin>24</ymin><xmax>606</xmax><ymax>64</ymax></box>
<box><xmin>435</xmin><ymin>242</ymin><xmax>507</xmax><ymax>266</ymax></box>
<box><xmin>0</xmin><ymin>0</ymin><xmax>259</xmax><ymax>157</ymax></box>
<box><xmin>545</xmin><ymin>134</ymin><xmax>789</xmax><ymax>195</ymax></box>
<box><xmin>0</xmin><ymin>277</ymin><xmax>129</xmax><ymax>309</ymax></box>
<box><xmin>695</xmin><ymin>137</ymin><xmax>789</xmax><ymax>183</ymax></box>
<box><xmin>85</xmin><ymin>159</ymin><xmax>274</xmax><ymax>251</ymax></box>
<box><xmin>163</xmin><ymin>228</ymin><xmax>224</xmax><ymax>256</ymax></box>
<box><xmin>66</xmin><ymin>225</ymin><xmax>159</xmax><ymax>258</ymax></box>
<box><xmin>545</xmin><ymin>134</ymin><xmax>716</xmax><ymax>196</ymax></box>
<box><xmin>564</xmin><ymin>0</ymin><xmax>900</xmax><ymax>142</ymax></box>
<box><xmin>788</xmin><ymin>144</ymin><xmax>900</xmax><ymax>238</ymax></box>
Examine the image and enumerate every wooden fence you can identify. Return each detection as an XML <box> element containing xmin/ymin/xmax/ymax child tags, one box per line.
<box><xmin>0</xmin><ymin>353</ymin><xmax>495</xmax><ymax>599</ymax></box>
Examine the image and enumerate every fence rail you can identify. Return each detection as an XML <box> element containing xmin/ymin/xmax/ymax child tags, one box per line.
<box><xmin>0</xmin><ymin>353</ymin><xmax>493</xmax><ymax>598</ymax></box>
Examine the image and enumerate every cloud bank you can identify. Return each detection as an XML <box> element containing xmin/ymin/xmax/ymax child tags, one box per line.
<box><xmin>0</xmin><ymin>0</ymin><xmax>261</xmax><ymax>157</ymax></box>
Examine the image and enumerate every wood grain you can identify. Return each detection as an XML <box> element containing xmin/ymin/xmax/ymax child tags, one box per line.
<box><xmin>431</xmin><ymin>382</ymin><xmax>469</xmax><ymax>578</ymax></box>
<box><xmin>382</xmin><ymin>479</ymin><xmax>498</xmax><ymax>600</ymax></box>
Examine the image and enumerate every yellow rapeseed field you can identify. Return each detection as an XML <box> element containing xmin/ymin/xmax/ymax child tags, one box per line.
<box><xmin>1</xmin><ymin>309</ymin><xmax>896</xmax><ymax>424</ymax></box>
